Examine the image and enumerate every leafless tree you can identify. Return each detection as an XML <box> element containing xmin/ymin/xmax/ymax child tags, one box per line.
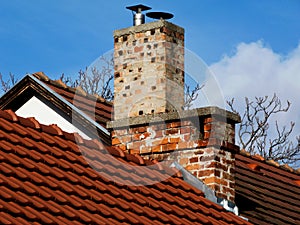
<box><xmin>61</xmin><ymin>55</ymin><xmax>114</xmax><ymax>101</ymax></box>
<box><xmin>0</xmin><ymin>73</ymin><xmax>18</xmax><ymax>93</ymax></box>
<box><xmin>1</xmin><ymin>71</ymin><xmax>299</xmax><ymax>166</ymax></box>
<box><xmin>227</xmin><ymin>94</ymin><xmax>300</xmax><ymax>166</ymax></box>
<box><xmin>61</xmin><ymin>54</ymin><xmax>204</xmax><ymax>106</ymax></box>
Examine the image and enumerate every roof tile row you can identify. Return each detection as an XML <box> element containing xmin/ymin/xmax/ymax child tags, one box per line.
<box><xmin>8</xmin><ymin>72</ymin><xmax>299</xmax><ymax>224</ymax></box>
<box><xmin>0</xmin><ymin>109</ymin><xmax>251</xmax><ymax>224</ymax></box>
<box><xmin>32</xmin><ymin>72</ymin><xmax>113</xmax><ymax>128</ymax></box>
<box><xmin>236</xmin><ymin>151</ymin><xmax>300</xmax><ymax>224</ymax></box>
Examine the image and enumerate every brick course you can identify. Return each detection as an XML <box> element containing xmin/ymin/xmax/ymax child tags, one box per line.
<box><xmin>108</xmin><ymin>109</ymin><xmax>239</xmax><ymax>202</ymax></box>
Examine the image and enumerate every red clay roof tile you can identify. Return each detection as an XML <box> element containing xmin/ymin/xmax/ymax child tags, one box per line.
<box><xmin>32</xmin><ymin>72</ymin><xmax>113</xmax><ymax>128</ymax></box>
<box><xmin>0</xmin><ymin>109</ymin><xmax>251</xmax><ymax>225</ymax></box>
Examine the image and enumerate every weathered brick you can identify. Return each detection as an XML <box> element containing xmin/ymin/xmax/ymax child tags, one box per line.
<box><xmin>195</xmin><ymin>149</ymin><xmax>204</xmax><ymax>155</ymax></box>
<box><xmin>183</xmin><ymin>134</ymin><xmax>191</xmax><ymax>142</ymax></box>
<box><xmin>165</xmin><ymin>128</ymin><xmax>179</xmax><ymax>135</ymax></box>
<box><xmin>180</xmin><ymin>127</ymin><xmax>191</xmax><ymax>134</ymax></box>
<box><xmin>155</xmin><ymin>130</ymin><xmax>164</xmax><ymax>138</ymax></box>
<box><xmin>133</xmin><ymin>133</ymin><xmax>141</xmax><ymax>141</ymax></box>
<box><xmin>167</xmin><ymin>143</ymin><xmax>177</xmax><ymax>151</ymax></box>
<box><xmin>204</xmin><ymin>176</ymin><xmax>216</xmax><ymax>184</ymax></box>
<box><xmin>179</xmin><ymin>157</ymin><xmax>189</xmax><ymax>165</ymax></box>
<box><xmin>171</xmin><ymin>121</ymin><xmax>182</xmax><ymax>128</ymax></box>
<box><xmin>135</xmin><ymin>32</ymin><xmax>144</xmax><ymax>38</ymax></box>
<box><xmin>204</xmin><ymin>132</ymin><xmax>210</xmax><ymax>139</ymax></box>
<box><xmin>223</xmin><ymin>187</ymin><xmax>235</xmax><ymax>196</ymax></box>
<box><xmin>186</xmin><ymin>163</ymin><xmax>200</xmax><ymax>171</ymax></box>
<box><xmin>140</xmin><ymin>145</ymin><xmax>151</xmax><ymax>154</ymax></box>
<box><xmin>161</xmin><ymin>144</ymin><xmax>168</xmax><ymax>152</ymax></box>
<box><xmin>215</xmin><ymin>162</ymin><xmax>228</xmax><ymax>171</ymax></box>
<box><xmin>161</xmin><ymin>137</ymin><xmax>169</xmax><ymax>145</ymax></box>
<box><xmin>134</xmin><ymin>46</ymin><xmax>143</xmax><ymax>53</ymax></box>
<box><xmin>140</xmin><ymin>132</ymin><xmax>151</xmax><ymax>140</ymax></box>
<box><xmin>204</xmin><ymin>124</ymin><xmax>212</xmax><ymax>131</ymax></box>
<box><xmin>206</xmin><ymin>162</ymin><xmax>217</xmax><ymax>168</ymax></box>
<box><xmin>189</xmin><ymin>157</ymin><xmax>199</xmax><ymax>163</ymax></box>
<box><xmin>203</xmin><ymin>117</ymin><xmax>213</xmax><ymax>123</ymax></box>
<box><xmin>112</xmin><ymin>138</ymin><xmax>121</xmax><ymax>145</ymax></box>
<box><xmin>215</xmin><ymin>178</ymin><xmax>228</xmax><ymax>186</ymax></box>
<box><xmin>197</xmin><ymin>169</ymin><xmax>214</xmax><ymax>177</ymax></box>
<box><xmin>130</xmin><ymin>149</ymin><xmax>140</xmax><ymax>154</ymax></box>
<box><xmin>120</xmin><ymin>136</ymin><xmax>131</xmax><ymax>143</ymax></box>
<box><xmin>151</xmin><ymin>145</ymin><xmax>161</xmax><ymax>153</ymax></box>
<box><xmin>215</xmin><ymin>170</ymin><xmax>221</xmax><ymax>177</ymax></box>
<box><xmin>130</xmin><ymin>127</ymin><xmax>140</xmax><ymax>134</ymax></box>
<box><xmin>152</xmin><ymin>139</ymin><xmax>163</xmax><ymax>146</ymax></box>
<box><xmin>200</xmin><ymin>155</ymin><xmax>215</xmax><ymax>162</ymax></box>
<box><xmin>169</xmin><ymin>137</ymin><xmax>180</xmax><ymax>144</ymax></box>
<box><xmin>138</xmin><ymin>126</ymin><xmax>147</xmax><ymax>133</ymax></box>
<box><xmin>223</xmin><ymin>172</ymin><xmax>234</xmax><ymax>181</ymax></box>
<box><xmin>178</xmin><ymin>142</ymin><xmax>188</xmax><ymax>149</ymax></box>
<box><xmin>130</xmin><ymin>142</ymin><xmax>142</xmax><ymax>151</ymax></box>
<box><xmin>216</xmin><ymin>193</ymin><xmax>227</xmax><ymax>200</ymax></box>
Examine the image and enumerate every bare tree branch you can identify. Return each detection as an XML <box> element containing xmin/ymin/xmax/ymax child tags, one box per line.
<box><xmin>228</xmin><ymin>94</ymin><xmax>300</xmax><ymax>166</ymax></box>
<box><xmin>0</xmin><ymin>73</ymin><xmax>18</xmax><ymax>93</ymax></box>
<box><xmin>60</xmin><ymin>55</ymin><xmax>114</xmax><ymax>101</ymax></box>
<box><xmin>184</xmin><ymin>83</ymin><xmax>204</xmax><ymax>110</ymax></box>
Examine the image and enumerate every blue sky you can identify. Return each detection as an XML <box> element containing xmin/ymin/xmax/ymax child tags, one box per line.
<box><xmin>0</xmin><ymin>0</ymin><xmax>299</xmax><ymax>78</ymax></box>
<box><xmin>1</xmin><ymin>1</ymin><xmax>300</xmax><ymax>163</ymax></box>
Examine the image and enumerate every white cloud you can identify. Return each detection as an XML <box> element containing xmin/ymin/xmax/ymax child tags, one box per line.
<box><xmin>208</xmin><ymin>40</ymin><xmax>300</xmax><ymax>141</ymax></box>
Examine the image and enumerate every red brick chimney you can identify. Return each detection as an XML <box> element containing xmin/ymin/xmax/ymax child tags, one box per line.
<box><xmin>109</xmin><ymin>15</ymin><xmax>240</xmax><ymax>204</ymax></box>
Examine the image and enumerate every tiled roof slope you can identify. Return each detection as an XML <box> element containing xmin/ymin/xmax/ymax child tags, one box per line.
<box><xmin>0</xmin><ymin>109</ymin><xmax>251</xmax><ymax>225</ymax></box>
<box><xmin>235</xmin><ymin>151</ymin><xmax>300</xmax><ymax>225</ymax></box>
<box><xmin>32</xmin><ymin>72</ymin><xmax>113</xmax><ymax>128</ymax></box>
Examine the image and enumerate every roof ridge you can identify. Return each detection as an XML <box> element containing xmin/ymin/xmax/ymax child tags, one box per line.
<box><xmin>32</xmin><ymin>72</ymin><xmax>113</xmax><ymax>106</ymax></box>
<box><xmin>0</xmin><ymin>109</ymin><xmax>181</xmax><ymax>177</ymax></box>
<box><xmin>240</xmin><ymin>149</ymin><xmax>300</xmax><ymax>175</ymax></box>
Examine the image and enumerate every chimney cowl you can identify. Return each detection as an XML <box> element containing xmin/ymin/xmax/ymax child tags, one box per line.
<box><xmin>126</xmin><ymin>4</ymin><xmax>151</xmax><ymax>26</ymax></box>
<box><xmin>146</xmin><ymin>11</ymin><xmax>174</xmax><ymax>20</ymax></box>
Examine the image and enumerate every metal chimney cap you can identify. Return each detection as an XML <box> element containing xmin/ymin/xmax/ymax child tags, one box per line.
<box><xmin>146</xmin><ymin>12</ymin><xmax>174</xmax><ymax>20</ymax></box>
<box><xmin>126</xmin><ymin>4</ymin><xmax>151</xmax><ymax>12</ymax></box>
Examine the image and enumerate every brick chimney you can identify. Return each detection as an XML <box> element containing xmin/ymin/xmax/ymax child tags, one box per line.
<box><xmin>109</xmin><ymin>15</ymin><xmax>241</xmax><ymax>204</ymax></box>
<box><xmin>113</xmin><ymin>20</ymin><xmax>184</xmax><ymax>120</ymax></box>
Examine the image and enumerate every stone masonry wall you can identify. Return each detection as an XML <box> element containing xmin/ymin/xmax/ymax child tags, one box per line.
<box><xmin>113</xmin><ymin>21</ymin><xmax>185</xmax><ymax>120</ymax></box>
<box><xmin>108</xmin><ymin>108</ymin><xmax>239</xmax><ymax>202</ymax></box>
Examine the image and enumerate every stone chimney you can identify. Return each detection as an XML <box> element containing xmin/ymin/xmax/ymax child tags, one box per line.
<box><xmin>113</xmin><ymin>20</ymin><xmax>184</xmax><ymax>120</ymax></box>
<box><xmin>109</xmin><ymin>16</ymin><xmax>241</xmax><ymax>204</ymax></box>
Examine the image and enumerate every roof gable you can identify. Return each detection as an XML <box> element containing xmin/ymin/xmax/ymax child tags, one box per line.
<box><xmin>15</xmin><ymin>95</ymin><xmax>90</xmax><ymax>139</ymax></box>
<box><xmin>31</xmin><ymin>72</ymin><xmax>113</xmax><ymax>128</ymax></box>
<box><xmin>0</xmin><ymin>109</ymin><xmax>251</xmax><ymax>225</ymax></box>
<box><xmin>0</xmin><ymin>72</ymin><xmax>111</xmax><ymax>144</ymax></box>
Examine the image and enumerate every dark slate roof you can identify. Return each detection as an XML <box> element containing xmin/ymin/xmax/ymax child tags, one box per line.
<box><xmin>32</xmin><ymin>72</ymin><xmax>113</xmax><ymax>128</ymax></box>
<box><xmin>235</xmin><ymin>150</ymin><xmax>300</xmax><ymax>225</ymax></box>
<box><xmin>0</xmin><ymin>109</ymin><xmax>251</xmax><ymax>225</ymax></box>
